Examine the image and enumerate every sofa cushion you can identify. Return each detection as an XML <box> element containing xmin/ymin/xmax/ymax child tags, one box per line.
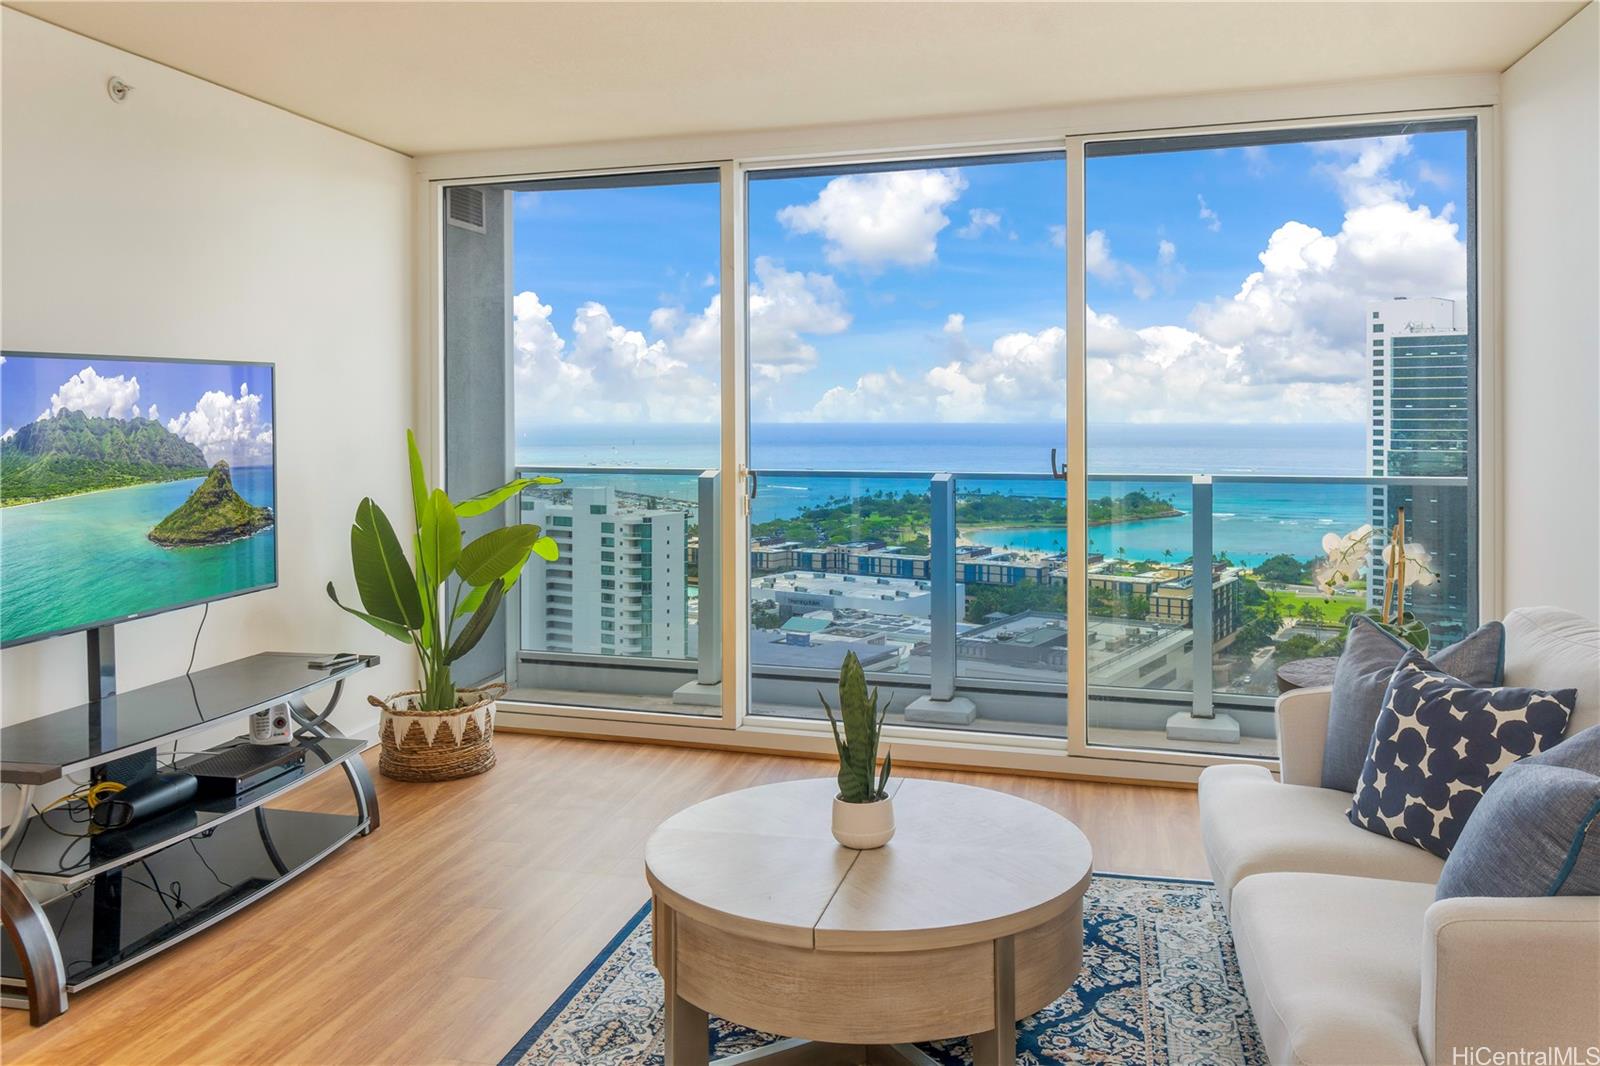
<box><xmin>1231</xmin><ymin>872</ymin><xmax>1434</xmax><ymax>1065</ymax></box>
<box><xmin>1348</xmin><ymin>651</ymin><xmax>1575</xmax><ymax>859</ymax></box>
<box><xmin>1504</xmin><ymin>606</ymin><xmax>1600</xmax><ymax>735</ymax></box>
<box><xmin>1437</xmin><ymin>724</ymin><xmax>1600</xmax><ymax>898</ymax></box>
<box><xmin>1321</xmin><ymin>616</ymin><xmax>1504</xmax><ymax>793</ymax></box>
<box><xmin>1198</xmin><ymin>764</ymin><xmax>1443</xmax><ymax>910</ymax></box>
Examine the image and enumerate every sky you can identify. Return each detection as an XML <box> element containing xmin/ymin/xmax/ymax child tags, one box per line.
<box><xmin>0</xmin><ymin>354</ymin><xmax>275</xmax><ymax>466</ymax></box>
<box><xmin>502</xmin><ymin>126</ymin><xmax>1469</xmax><ymax>427</ymax></box>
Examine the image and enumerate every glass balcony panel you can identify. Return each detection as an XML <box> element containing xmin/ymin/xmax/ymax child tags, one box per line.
<box><xmin>748</xmin><ymin>472</ymin><xmax>934</xmax><ymax>721</ymax></box>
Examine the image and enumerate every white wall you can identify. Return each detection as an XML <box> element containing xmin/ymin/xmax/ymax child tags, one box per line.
<box><xmin>1500</xmin><ymin>3</ymin><xmax>1600</xmax><ymax>621</ymax></box>
<box><xmin>0</xmin><ymin>9</ymin><xmax>416</xmax><ymax>735</ymax></box>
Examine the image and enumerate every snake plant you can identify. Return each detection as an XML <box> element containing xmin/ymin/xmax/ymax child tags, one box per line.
<box><xmin>819</xmin><ymin>651</ymin><xmax>892</xmax><ymax>803</ymax></box>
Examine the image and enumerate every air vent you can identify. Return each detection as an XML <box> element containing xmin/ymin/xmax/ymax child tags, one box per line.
<box><xmin>446</xmin><ymin>186</ymin><xmax>486</xmax><ymax>233</ymax></box>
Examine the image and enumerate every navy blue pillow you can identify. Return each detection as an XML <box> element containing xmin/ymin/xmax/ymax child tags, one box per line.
<box><xmin>1347</xmin><ymin>650</ymin><xmax>1576</xmax><ymax>859</ymax></box>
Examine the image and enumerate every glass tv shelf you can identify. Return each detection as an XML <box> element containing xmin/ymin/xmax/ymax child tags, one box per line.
<box><xmin>0</xmin><ymin>652</ymin><xmax>380</xmax><ymax>786</ymax></box>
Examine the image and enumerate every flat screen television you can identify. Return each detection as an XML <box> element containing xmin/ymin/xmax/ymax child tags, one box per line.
<box><xmin>0</xmin><ymin>352</ymin><xmax>278</xmax><ymax>648</ymax></box>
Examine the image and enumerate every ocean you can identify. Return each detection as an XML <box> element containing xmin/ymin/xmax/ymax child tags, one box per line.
<box><xmin>515</xmin><ymin>422</ymin><xmax>1370</xmax><ymax>567</ymax></box>
<box><xmin>0</xmin><ymin>467</ymin><xmax>277</xmax><ymax>645</ymax></box>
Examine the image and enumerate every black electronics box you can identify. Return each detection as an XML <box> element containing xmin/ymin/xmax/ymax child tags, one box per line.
<box><xmin>176</xmin><ymin>742</ymin><xmax>307</xmax><ymax>797</ymax></box>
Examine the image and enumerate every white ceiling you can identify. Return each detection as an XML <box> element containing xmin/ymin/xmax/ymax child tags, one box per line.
<box><xmin>6</xmin><ymin>1</ymin><xmax>1586</xmax><ymax>157</ymax></box>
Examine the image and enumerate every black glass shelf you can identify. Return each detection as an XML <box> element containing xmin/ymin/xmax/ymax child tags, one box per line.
<box><xmin>0</xmin><ymin>653</ymin><xmax>378</xmax><ymax>784</ymax></box>
<box><xmin>1</xmin><ymin>807</ymin><xmax>364</xmax><ymax>992</ymax></box>
<box><xmin>1</xmin><ymin>737</ymin><xmax>366</xmax><ymax>883</ymax></box>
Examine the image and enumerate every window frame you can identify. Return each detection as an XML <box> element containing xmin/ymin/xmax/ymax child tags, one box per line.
<box><xmin>421</xmin><ymin>93</ymin><xmax>1498</xmax><ymax>786</ymax></box>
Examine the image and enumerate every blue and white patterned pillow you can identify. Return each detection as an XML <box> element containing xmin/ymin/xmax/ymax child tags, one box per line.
<box><xmin>1348</xmin><ymin>650</ymin><xmax>1577</xmax><ymax>859</ymax></box>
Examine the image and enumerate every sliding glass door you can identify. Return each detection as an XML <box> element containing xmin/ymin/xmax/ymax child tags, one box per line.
<box><xmin>436</xmin><ymin>109</ymin><xmax>1485</xmax><ymax>775</ymax></box>
<box><xmin>742</xmin><ymin>153</ymin><xmax>1071</xmax><ymax>738</ymax></box>
<box><xmin>442</xmin><ymin>169</ymin><xmax>724</xmax><ymax>716</ymax></box>
<box><xmin>1076</xmin><ymin>120</ymin><xmax>1478</xmax><ymax>757</ymax></box>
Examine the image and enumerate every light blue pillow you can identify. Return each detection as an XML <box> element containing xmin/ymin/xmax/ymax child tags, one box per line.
<box><xmin>1437</xmin><ymin>724</ymin><xmax>1600</xmax><ymax>898</ymax></box>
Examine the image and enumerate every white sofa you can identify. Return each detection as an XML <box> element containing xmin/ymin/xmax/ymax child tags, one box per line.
<box><xmin>1199</xmin><ymin>606</ymin><xmax>1600</xmax><ymax>1066</ymax></box>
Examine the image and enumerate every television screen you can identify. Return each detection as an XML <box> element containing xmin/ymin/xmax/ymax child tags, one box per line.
<box><xmin>0</xmin><ymin>352</ymin><xmax>277</xmax><ymax>647</ymax></box>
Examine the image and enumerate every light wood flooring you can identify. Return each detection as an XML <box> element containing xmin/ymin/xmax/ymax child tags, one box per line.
<box><xmin>1</xmin><ymin>734</ymin><xmax>1207</xmax><ymax>1066</ymax></box>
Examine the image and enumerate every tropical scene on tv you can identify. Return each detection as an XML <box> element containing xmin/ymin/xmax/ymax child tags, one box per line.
<box><xmin>0</xmin><ymin>354</ymin><xmax>276</xmax><ymax>645</ymax></box>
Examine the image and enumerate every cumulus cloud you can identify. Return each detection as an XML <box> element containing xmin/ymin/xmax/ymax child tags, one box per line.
<box><xmin>166</xmin><ymin>383</ymin><xmax>274</xmax><ymax>466</ymax></box>
<box><xmin>46</xmin><ymin>366</ymin><xmax>142</xmax><ymax>420</ymax></box>
<box><xmin>956</xmin><ymin>208</ymin><xmax>1002</xmax><ymax>239</ymax></box>
<box><xmin>513</xmin><ymin>257</ymin><xmax>850</xmax><ymax>423</ymax></box>
<box><xmin>812</xmin><ymin>315</ymin><xmax>1067</xmax><ymax>423</ymax></box>
<box><xmin>777</xmin><ymin>168</ymin><xmax>966</xmax><ymax>270</ymax></box>
<box><xmin>1086</xmin><ymin>230</ymin><xmax>1153</xmax><ymax>300</ymax></box>
<box><xmin>1197</xmin><ymin>194</ymin><xmax>1221</xmax><ymax>232</ymax></box>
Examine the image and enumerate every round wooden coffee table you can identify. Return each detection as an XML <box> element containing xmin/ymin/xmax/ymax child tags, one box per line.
<box><xmin>644</xmin><ymin>777</ymin><xmax>1093</xmax><ymax>1065</ymax></box>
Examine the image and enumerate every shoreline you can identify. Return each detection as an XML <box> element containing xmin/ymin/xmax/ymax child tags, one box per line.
<box><xmin>1</xmin><ymin>473</ymin><xmax>206</xmax><ymax>510</ymax></box>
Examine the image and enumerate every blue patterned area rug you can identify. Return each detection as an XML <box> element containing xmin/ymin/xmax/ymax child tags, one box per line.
<box><xmin>501</xmin><ymin>874</ymin><xmax>1264</xmax><ymax>1065</ymax></box>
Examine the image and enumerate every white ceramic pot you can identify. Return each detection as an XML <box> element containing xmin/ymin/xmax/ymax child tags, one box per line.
<box><xmin>832</xmin><ymin>795</ymin><xmax>895</xmax><ymax>849</ymax></box>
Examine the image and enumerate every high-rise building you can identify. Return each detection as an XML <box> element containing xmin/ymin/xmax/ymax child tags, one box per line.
<box><xmin>521</xmin><ymin>487</ymin><xmax>687</xmax><ymax>659</ymax></box>
<box><xmin>1366</xmin><ymin>297</ymin><xmax>1475</xmax><ymax>638</ymax></box>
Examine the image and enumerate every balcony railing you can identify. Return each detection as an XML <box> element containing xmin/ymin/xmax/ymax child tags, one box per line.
<box><xmin>510</xmin><ymin>464</ymin><xmax>1473</xmax><ymax>754</ymax></box>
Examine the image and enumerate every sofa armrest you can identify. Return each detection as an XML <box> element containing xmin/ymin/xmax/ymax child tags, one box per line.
<box><xmin>1274</xmin><ymin>685</ymin><xmax>1332</xmax><ymax>787</ymax></box>
<box><xmin>1420</xmin><ymin>894</ymin><xmax>1600</xmax><ymax>1065</ymax></box>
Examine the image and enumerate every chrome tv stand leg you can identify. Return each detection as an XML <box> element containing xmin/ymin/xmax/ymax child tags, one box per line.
<box><xmin>2</xmin><ymin>784</ymin><xmax>69</xmax><ymax>1024</ymax></box>
<box><xmin>289</xmin><ymin>689</ymin><xmax>380</xmax><ymax>835</ymax></box>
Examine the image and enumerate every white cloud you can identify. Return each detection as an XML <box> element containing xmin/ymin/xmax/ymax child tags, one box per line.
<box><xmin>811</xmin><ymin>322</ymin><xmax>1068</xmax><ymax>423</ymax></box>
<box><xmin>777</xmin><ymin>168</ymin><xmax>966</xmax><ymax>270</ymax></box>
<box><xmin>46</xmin><ymin>366</ymin><xmax>142</xmax><ymax>420</ymax></box>
<box><xmin>956</xmin><ymin>208</ymin><xmax>1002</xmax><ymax>239</ymax></box>
<box><xmin>1416</xmin><ymin>160</ymin><xmax>1452</xmax><ymax>190</ymax></box>
<box><xmin>1085</xmin><ymin>230</ymin><xmax>1153</xmax><ymax>300</ymax></box>
<box><xmin>146</xmin><ymin>404</ymin><xmax>159</xmax><ymax>424</ymax></box>
<box><xmin>166</xmin><ymin>383</ymin><xmax>274</xmax><ymax>466</ymax></box>
<box><xmin>1157</xmin><ymin>239</ymin><xmax>1177</xmax><ymax>266</ymax></box>
<box><xmin>1048</xmin><ymin>224</ymin><xmax>1066</xmax><ymax>249</ymax></box>
<box><xmin>1315</xmin><ymin>136</ymin><xmax>1413</xmax><ymax>207</ymax></box>
<box><xmin>512</xmin><ymin>257</ymin><xmax>850</xmax><ymax>423</ymax></box>
<box><xmin>1197</xmin><ymin>194</ymin><xmax>1221</xmax><ymax>232</ymax></box>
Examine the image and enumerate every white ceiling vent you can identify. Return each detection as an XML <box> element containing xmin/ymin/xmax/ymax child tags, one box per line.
<box><xmin>446</xmin><ymin>186</ymin><xmax>486</xmax><ymax>233</ymax></box>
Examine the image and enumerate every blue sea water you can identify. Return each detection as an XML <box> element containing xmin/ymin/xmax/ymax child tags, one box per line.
<box><xmin>0</xmin><ymin>467</ymin><xmax>277</xmax><ymax>645</ymax></box>
<box><xmin>515</xmin><ymin>423</ymin><xmax>1370</xmax><ymax>567</ymax></box>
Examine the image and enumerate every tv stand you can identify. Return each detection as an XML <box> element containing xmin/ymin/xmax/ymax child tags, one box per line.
<box><xmin>0</xmin><ymin>652</ymin><xmax>381</xmax><ymax>1025</ymax></box>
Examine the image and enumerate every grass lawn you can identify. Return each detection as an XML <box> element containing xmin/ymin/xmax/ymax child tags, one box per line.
<box><xmin>1269</xmin><ymin>589</ymin><xmax>1362</xmax><ymax>624</ymax></box>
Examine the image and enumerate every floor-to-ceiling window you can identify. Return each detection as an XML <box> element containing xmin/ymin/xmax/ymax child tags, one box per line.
<box><xmin>442</xmin><ymin>169</ymin><xmax>723</xmax><ymax>716</ymax></box>
<box><xmin>437</xmin><ymin>109</ymin><xmax>1484</xmax><ymax>774</ymax></box>
<box><xmin>743</xmin><ymin>154</ymin><xmax>1070</xmax><ymax>737</ymax></box>
<box><xmin>1079</xmin><ymin>120</ymin><xmax>1477</xmax><ymax>756</ymax></box>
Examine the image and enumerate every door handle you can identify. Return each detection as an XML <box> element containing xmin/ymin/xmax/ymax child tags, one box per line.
<box><xmin>746</xmin><ymin>469</ymin><xmax>759</xmax><ymax>500</ymax></box>
<box><xmin>1049</xmin><ymin>448</ymin><xmax>1067</xmax><ymax>480</ymax></box>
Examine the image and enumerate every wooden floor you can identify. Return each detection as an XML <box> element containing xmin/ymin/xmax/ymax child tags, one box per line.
<box><xmin>1</xmin><ymin>734</ymin><xmax>1207</xmax><ymax>1066</ymax></box>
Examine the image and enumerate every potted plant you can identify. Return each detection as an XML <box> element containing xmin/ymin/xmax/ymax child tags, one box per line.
<box><xmin>1314</xmin><ymin>508</ymin><xmax>1438</xmax><ymax>651</ymax></box>
<box><xmin>819</xmin><ymin>651</ymin><xmax>894</xmax><ymax>849</ymax></box>
<box><xmin>327</xmin><ymin>430</ymin><xmax>559</xmax><ymax>781</ymax></box>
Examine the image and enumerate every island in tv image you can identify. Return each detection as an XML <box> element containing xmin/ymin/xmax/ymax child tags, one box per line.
<box><xmin>0</xmin><ymin>353</ymin><xmax>277</xmax><ymax>646</ymax></box>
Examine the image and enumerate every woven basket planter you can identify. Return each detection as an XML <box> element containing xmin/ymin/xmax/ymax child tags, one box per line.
<box><xmin>368</xmin><ymin>682</ymin><xmax>505</xmax><ymax>782</ymax></box>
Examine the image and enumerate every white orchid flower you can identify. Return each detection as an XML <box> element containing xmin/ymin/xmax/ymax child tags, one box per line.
<box><xmin>1383</xmin><ymin>538</ymin><xmax>1439</xmax><ymax>588</ymax></box>
<box><xmin>1314</xmin><ymin>524</ymin><xmax>1374</xmax><ymax>593</ymax></box>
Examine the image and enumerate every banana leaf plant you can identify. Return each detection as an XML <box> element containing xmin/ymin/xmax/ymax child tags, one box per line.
<box><xmin>328</xmin><ymin>430</ymin><xmax>560</xmax><ymax>710</ymax></box>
